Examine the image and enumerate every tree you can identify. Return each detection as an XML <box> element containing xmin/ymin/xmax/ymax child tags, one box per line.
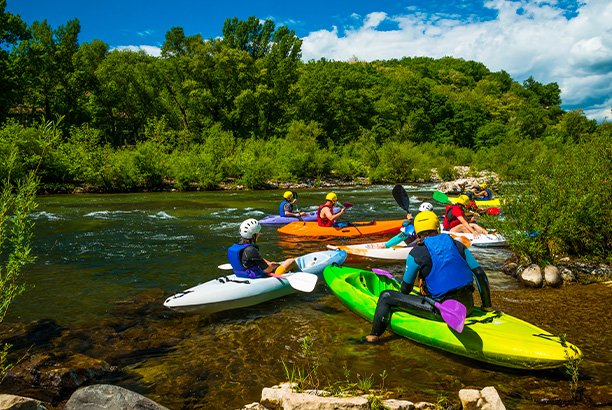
<box><xmin>221</xmin><ymin>16</ymin><xmax>274</xmax><ymax>59</ymax></box>
<box><xmin>0</xmin><ymin>0</ymin><xmax>29</xmax><ymax>122</ymax></box>
<box><xmin>12</xmin><ymin>18</ymin><xmax>82</xmax><ymax>125</ymax></box>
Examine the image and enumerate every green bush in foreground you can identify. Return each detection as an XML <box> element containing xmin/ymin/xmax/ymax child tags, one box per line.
<box><xmin>490</xmin><ymin>130</ymin><xmax>612</xmax><ymax>265</ymax></box>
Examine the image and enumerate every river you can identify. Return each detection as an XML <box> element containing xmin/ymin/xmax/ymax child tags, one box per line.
<box><xmin>1</xmin><ymin>185</ymin><xmax>611</xmax><ymax>409</ymax></box>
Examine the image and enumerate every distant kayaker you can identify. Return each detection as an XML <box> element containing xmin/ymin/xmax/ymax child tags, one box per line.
<box><xmin>472</xmin><ymin>183</ymin><xmax>493</xmax><ymax>201</ymax></box>
<box><xmin>443</xmin><ymin>195</ymin><xmax>488</xmax><ymax>238</ymax></box>
<box><xmin>228</xmin><ymin>218</ymin><xmax>298</xmax><ymax>279</ymax></box>
<box><xmin>377</xmin><ymin>202</ymin><xmax>434</xmax><ymax>249</ymax></box>
<box><xmin>365</xmin><ymin>211</ymin><xmax>493</xmax><ymax>343</ymax></box>
<box><xmin>317</xmin><ymin>192</ymin><xmax>345</xmax><ymax>227</ymax></box>
<box><xmin>280</xmin><ymin>191</ymin><xmax>307</xmax><ymax>218</ymax></box>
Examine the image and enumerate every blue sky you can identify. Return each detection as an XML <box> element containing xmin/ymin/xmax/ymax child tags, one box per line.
<box><xmin>7</xmin><ymin>0</ymin><xmax>612</xmax><ymax>122</ymax></box>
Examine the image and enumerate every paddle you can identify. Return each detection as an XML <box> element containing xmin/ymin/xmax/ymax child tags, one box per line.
<box><xmin>392</xmin><ymin>185</ymin><xmax>410</xmax><ymax>212</ymax></box>
<box><xmin>291</xmin><ymin>191</ymin><xmax>303</xmax><ymax>221</ymax></box>
<box><xmin>217</xmin><ymin>264</ymin><xmax>318</xmax><ymax>292</ymax></box>
<box><xmin>433</xmin><ymin>190</ymin><xmax>500</xmax><ymax>215</ymax></box>
<box><xmin>372</xmin><ymin>268</ymin><xmax>467</xmax><ymax>333</ymax></box>
<box><xmin>341</xmin><ymin>202</ymin><xmax>354</xmax><ymax>209</ymax></box>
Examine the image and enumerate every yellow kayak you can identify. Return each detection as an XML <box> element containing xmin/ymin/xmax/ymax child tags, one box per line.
<box><xmin>448</xmin><ymin>196</ymin><xmax>501</xmax><ymax>207</ymax></box>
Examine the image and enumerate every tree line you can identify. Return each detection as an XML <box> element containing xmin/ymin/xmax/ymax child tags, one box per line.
<box><xmin>1</xmin><ymin>0</ymin><xmax>610</xmax><ymax>191</ymax></box>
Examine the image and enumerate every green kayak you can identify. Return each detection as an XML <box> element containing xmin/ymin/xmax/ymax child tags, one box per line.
<box><xmin>323</xmin><ymin>265</ymin><xmax>581</xmax><ymax>370</ymax></box>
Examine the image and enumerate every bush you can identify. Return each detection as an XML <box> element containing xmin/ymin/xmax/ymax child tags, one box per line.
<box><xmin>490</xmin><ymin>132</ymin><xmax>612</xmax><ymax>264</ymax></box>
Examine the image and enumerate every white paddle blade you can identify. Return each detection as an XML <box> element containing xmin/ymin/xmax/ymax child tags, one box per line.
<box><xmin>286</xmin><ymin>271</ymin><xmax>318</xmax><ymax>292</ymax></box>
<box><xmin>218</xmin><ymin>263</ymin><xmax>232</xmax><ymax>270</ymax></box>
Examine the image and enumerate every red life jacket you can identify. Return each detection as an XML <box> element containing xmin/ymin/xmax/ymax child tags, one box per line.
<box><xmin>443</xmin><ymin>204</ymin><xmax>464</xmax><ymax>230</ymax></box>
<box><xmin>317</xmin><ymin>204</ymin><xmax>334</xmax><ymax>227</ymax></box>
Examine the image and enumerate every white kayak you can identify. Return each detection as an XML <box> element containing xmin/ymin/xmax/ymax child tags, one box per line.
<box><xmin>163</xmin><ymin>250</ymin><xmax>347</xmax><ymax>314</ymax></box>
<box><xmin>440</xmin><ymin>229</ymin><xmax>507</xmax><ymax>247</ymax></box>
<box><xmin>327</xmin><ymin>242</ymin><xmax>413</xmax><ymax>261</ymax></box>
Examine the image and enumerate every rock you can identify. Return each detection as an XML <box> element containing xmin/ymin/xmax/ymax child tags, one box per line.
<box><xmin>281</xmin><ymin>393</ymin><xmax>369</xmax><ymax>410</ymax></box>
<box><xmin>64</xmin><ymin>384</ymin><xmax>169</xmax><ymax>410</ymax></box>
<box><xmin>382</xmin><ymin>399</ymin><xmax>415</xmax><ymax>410</ymax></box>
<box><xmin>4</xmin><ymin>353</ymin><xmax>112</xmax><ymax>395</ymax></box>
<box><xmin>414</xmin><ymin>403</ymin><xmax>436</xmax><ymax>410</ymax></box>
<box><xmin>261</xmin><ymin>382</ymin><xmax>295</xmax><ymax>404</ymax></box>
<box><xmin>236</xmin><ymin>403</ymin><xmax>268</xmax><ymax>410</ymax></box>
<box><xmin>501</xmin><ymin>262</ymin><xmax>518</xmax><ymax>277</ymax></box>
<box><xmin>518</xmin><ymin>264</ymin><xmax>543</xmax><ymax>288</ymax></box>
<box><xmin>544</xmin><ymin>266</ymin><xmax>563</xmax><ymax>287</ymax></box>
<box><xmin>459</xmin><ymin>387</ymin><xmax>506</xmax><ymax>410</ymax></box>
<box><xmin>559</xmin><ymin>267</ymin><xmax>576</xmax><ymax>283</ymax></box>
<box><xmin>459</xmin><ymin>389</ymin><xmax>481</xmax><ymax>410</ymax></box>
<box><xmin>479</xmin><ymin>386</ymin><xmax>506</xmax><ymax>410</ymax></box>
<box><xmin>0</xmin><ymin>394</ymin><xmax>48</xmax><ymax>410</ymax></box>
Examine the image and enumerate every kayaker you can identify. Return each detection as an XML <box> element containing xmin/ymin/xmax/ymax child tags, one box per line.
<box><xmin>378</xmin><ymin>202</ymin><xmax>433</xmax><ymax>249</ymax></box>
<box><xmin>472</xmin><ymin>183</ymin><xmax>493</xmax><ymax>201</ymax></box>
<box><xmin>280</xmin><ymin>191</ymin><xmax>307</xmax><ymax>218</ymax></box>
<box><xmin>228</xmin><ymin>218</ymin><xmax>298</xmax><ymax>279</ymax></box>
<box><xmin>365</xmin><ymin>211</ymin><xmax>493</xmax><ymax>343</ymax></box>
<box><xmin>317</xmin><ymin>192</ymin><xmax>345</xmax><ymax>227</ymax></box>
<box><xmin>443</xmin><ymin>195</ymin><xmax>488</xmax><ymax>238</ymax></box>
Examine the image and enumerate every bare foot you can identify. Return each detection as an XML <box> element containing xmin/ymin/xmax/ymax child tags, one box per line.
<box><xmin>365</xmin><ymin>335</ymin><xmax>379</xmax><ymax>343</ymax></box>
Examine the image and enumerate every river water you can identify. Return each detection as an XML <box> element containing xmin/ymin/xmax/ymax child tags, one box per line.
<box><xmin>1</xmin><ymin>185</ymin><xmax>611</xmax><ymax>409</ymax></box>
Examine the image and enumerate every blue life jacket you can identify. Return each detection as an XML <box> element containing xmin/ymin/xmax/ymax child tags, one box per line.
<box><xmin>279</xmin><ymin>200</ymin><xmax>292</xmax><ymax>217</ymax></box>
<box><xmin>401</xmin><ymin>223</ymin><xmax>416</xmax><ymax>241</ymax></box>
<box><xmin>227</xmin><ymin>243</ymin><xmax>266</xmax><ymax>279</ymax></box>
<box><xmin>422</xmin><ymin>234</ymin><xmax>474</xmax><ymax>299</ymax></box>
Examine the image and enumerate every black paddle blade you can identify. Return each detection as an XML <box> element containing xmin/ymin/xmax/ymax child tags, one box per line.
<box><xmin>392</xmin><ymin>185</ymin><xmax>410</xmax><ymax>212</ymax></box>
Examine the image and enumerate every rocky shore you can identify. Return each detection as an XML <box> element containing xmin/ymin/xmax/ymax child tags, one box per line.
<box><xmin>0</xmin><ymin>382</ymin><xmax>507</xmax><ymax>410</ymax></box>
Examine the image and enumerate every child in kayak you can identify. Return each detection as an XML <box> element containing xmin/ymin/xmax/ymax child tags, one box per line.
<box><xmin>317</xmin><ymin>192</ymin><xmax>346</xmax><ymax>227</ymax></box>
<box><xmin>227</xmin><ymin>218</ymin><xmax>298</xmax><ymax>279</ymax></box>
<box><xmin>280</xmin><ymin>191</ymin><xmax>307</xmax><ymax>218</ymax></box>
<box><xmin>365</xmin><ymin>211</ymin><xmax>493</xmax><ymax>343</ymax></box>
<box><xmin>377</xmin><ymin>202</ymin><xmax>433</xmax><ymax>249</ymax></box>
<box><xmin>472</xmin><ymin>183</ymin><xmax>493</xmax><ymax>201</ymax></box>
<box><xmin>443</xmin><ymin>195</ymin><xmax>488</xmax><ymax>238</ymax></box>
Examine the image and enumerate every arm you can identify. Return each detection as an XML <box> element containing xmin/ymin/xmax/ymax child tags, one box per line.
<box><xmin>384</xmin><ymin>231</ymin><xmax>410</xmax><ymax>248</ymax></box>
<box><xmin>400</xmin><ymin>255</ymin><xmax>420</xmax><ymax>294</ymax></box>
<box><xmin>321</xmin><ymin>206</ymin><xmax>345</xmax><ymax>222</ymax></box>
<box><xmin>464</xmin><ymin>248</ymin><xmax>493</xmax><ymax>310</ymax></box>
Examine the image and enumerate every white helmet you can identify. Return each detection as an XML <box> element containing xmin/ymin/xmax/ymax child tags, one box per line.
<box><xmin>419</xmin><ymin>202</ymin><xmax>433</xmax><ymax>212</ymax></box>
<box><xmin>240</xmin><ymin>218</ymin><xmax>261</xmax><ymax>239</ymax></box>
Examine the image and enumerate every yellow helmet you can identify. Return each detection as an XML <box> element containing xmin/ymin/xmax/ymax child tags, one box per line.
<box><xmin>326</xmin><ymin>192</ymin><xmax>337</xmax><ymax>203</ymax></box>
<box><xmin>456</xmin><ymin>195</ymin><xmax>471</xmax><ymax>207</ymax></box>
<box><xmin>283</xmin><ymin>191</ymin><xmax>294</xmax><ymax>201</ymax></box>
<box><xmin>414</xmin><ymin>211</ymin><xmax>440</xmax><ymax>235</ymax></box>
<box><xmin>480</xmin><ymin>183</ymin><xmax>487</xmax><ymax>189</ymax></box>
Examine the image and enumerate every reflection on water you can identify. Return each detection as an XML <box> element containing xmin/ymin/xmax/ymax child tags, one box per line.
<box><xmin>1</xmin><ymin>186</ymin><xmax>611</xmax><ymax>409</ymax></box>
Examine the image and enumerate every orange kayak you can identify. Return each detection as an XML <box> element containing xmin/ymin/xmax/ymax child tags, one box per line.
<box><xmin>277</xmin><ymin>220</ymin><xmax>404</xmax><ymax>237</ymax></box>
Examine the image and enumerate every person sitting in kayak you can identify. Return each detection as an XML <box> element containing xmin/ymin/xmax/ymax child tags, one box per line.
<box><xmin>228</xmin><ymin>218</ymin><xmax>298</xmax><ymax>279</ymax></box>
<box><xmin>317</xmin><ymin>192</ymin><xmax>345</xmax><ymax>227</ymax></box>
<box><xmin>472</xmin><ymin>183</ymin><xmax>493</xmax><ymax>201</ymax></box>
<box><xmin>365</xmin><ymin>211</ymin><xmax>493</xmax><ymax>343</ymax></box>
<box><xmin>377</xmin><ymin>202</ymin><xmax>433</xmax><ymax>249</ymax></box>
<box><xmin>443</xmin><ymin>195</ymin><xmax>488</xmax><ymax>238</ymax></box>
<box><xmin>280</xmin><ymin>191</ymin><xmax>307</xmax><ymax>218</ymax></box>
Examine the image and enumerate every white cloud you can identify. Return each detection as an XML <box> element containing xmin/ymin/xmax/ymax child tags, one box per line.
<box><xmin>301</xmin><ymin>0</ymin><xmax>612</xmax><ymax>122</ymax></box>
<box><xmin>115</xmin><ymin>45</ymin><xmax>162</xmax><ymax>57</ymax></box>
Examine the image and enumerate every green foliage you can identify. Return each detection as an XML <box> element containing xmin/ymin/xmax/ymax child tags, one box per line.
<box><xmin>560</xmin><ymin>333</ymin><xmax>583</xmax><ymax>402</ymax></box>
<box><xmin>489</xmin><ymin>131</ymin><xmax>612</xmax><ymax>264</ymax></box>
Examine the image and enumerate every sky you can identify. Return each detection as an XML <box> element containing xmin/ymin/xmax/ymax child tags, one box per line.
<box><xmin>6</xmin><ymin>0</ymin><xmax>612</xmax><ymax>122</ymax></box>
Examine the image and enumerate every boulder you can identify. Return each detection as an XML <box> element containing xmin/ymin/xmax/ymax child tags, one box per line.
<box><xmin>281</xmin><ymin>393</ymin><xmax>369</xmax><ymax>410</ymax></box>
<box><xmin>64</xmin><ymin>384</ymin><xmax>169</xmax><ymax>410</ymax></box>
<box><xmin>0</xmin><ymin>394</ymin><xmax>48</xmax><ymax>410</ymax></box>
<box><xmin>544</xmin><ymin>266</ymin><xmax>562</xmax><ymax>288</ymax></box>
<box><xmin>518</xmin><ymin>264</ymin><xmax>543</xmax><ymax>288</ymax></box>
<box><xmin>559</xmin><ymin>267</ymin><xmax>576</xmax><ymax>283</ymax></box>
<box><xmin>382</xmin><ymin>399</ymin><xmax>415</xmax><ymax>410</ymax></box>
<box><xmin>459</xmin><ymin>387</ymin><xmax>506</xmax><ymax>410</ymax></box>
